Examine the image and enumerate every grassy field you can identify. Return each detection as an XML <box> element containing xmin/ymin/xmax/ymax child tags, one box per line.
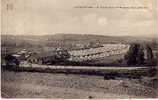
<box><xmin>1</xmin><ymin>69</ymin><xmax>158</xmax><ymax>98</ymax></box>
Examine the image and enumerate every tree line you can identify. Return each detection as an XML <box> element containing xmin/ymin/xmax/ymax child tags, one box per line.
<box><xmin>124</xmin><ymin>43</ymin><xmax>157</xmax><ymax>66</ymax></box>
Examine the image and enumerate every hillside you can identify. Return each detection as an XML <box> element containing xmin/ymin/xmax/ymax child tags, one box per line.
<box><xmin>2</xmin><ymin>34</ymin><xmax>157</xmax><ymax>49</ymax></box>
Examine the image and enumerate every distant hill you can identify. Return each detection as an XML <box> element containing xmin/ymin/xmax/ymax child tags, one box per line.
<box><xmin>1</xmin><ymin>34</ymin><xmax>158</xmax><ymax>50</ymax></box>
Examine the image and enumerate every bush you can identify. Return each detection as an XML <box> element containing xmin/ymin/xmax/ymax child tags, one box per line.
<box><xmin>145</xmin><ymin>58</ymin><xmax>157</xmax><ymax>66</ymax></box>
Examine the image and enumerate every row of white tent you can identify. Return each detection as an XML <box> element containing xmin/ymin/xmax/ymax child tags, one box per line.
<box><xmin>68</xmin><ymin>44</ymin><xmax>129</xmax><ymax>62</ymax></box>
<box><xmin>69</xmin><ymin>44</ymin><xmax>129</xmax><ymax>56</ymax></box>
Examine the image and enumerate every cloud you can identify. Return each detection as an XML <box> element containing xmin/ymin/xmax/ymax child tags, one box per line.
<box><xmin>1</xmin><ymin>0</ymin><xmax>158</xmax><ymax>37</ymax></box>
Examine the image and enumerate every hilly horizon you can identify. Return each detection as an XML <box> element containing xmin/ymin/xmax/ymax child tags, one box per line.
<box><xmin>2</xmin><ymin>33</ymin><xmax>157</xmax><ymax>44</ymax></box>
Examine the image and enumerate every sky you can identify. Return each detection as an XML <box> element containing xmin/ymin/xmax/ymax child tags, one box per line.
<box><xmin>1</xmin><ymin>0</ymin><xmax>158</xmax><ymax>37</ymax></box>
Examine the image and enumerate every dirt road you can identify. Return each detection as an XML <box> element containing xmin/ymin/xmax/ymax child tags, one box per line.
<box><xmin>20</xmin><ymin>61</ymin><xmax>149</xmax><ymax>70</ymax></box>
<box><xmin>1</xmin><ymin>70</ymin><xmax>157</xmax><ymax>98</ymax></box>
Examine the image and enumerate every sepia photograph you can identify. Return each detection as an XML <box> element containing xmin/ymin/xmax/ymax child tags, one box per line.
<box><xmin>1</xmin><ymin>0</ymin><xmax>158</xmax><ymax>99</ymax></box>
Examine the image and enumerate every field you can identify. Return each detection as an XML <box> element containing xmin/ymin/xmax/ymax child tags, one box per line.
<box><xmin>1</xmin><ymin>68</ymin><xmax>158</xmax><ymax>98</ymax></box>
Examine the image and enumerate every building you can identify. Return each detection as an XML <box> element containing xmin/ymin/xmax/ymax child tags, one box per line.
<box><xmin>12</xmin><ymin>49</ymin><xmax>30</xmax><ymax>61</ymax></box>
<box><xmin>27</xmin><ymin>52</ymin><xmax>56</xmax><ymax>65</ymax></box>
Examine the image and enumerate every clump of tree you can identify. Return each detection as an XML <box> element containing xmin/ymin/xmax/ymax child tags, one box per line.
<box><xmin>145</xmin><ymin>44</ymin><xmax>157</xmax><ymax>66</ymax></box>
<box><xmin>124</xmin><ymin>43</ymin><xmax>145</xmax><ymax>65</ymax></box>
<box><xmin>124</xmin><ymin>42</ymin><xmax>157</xmax><ymax>66</ymax></box>
<box><xmin>4</xmin><ymin>54</ymin><xmax>20</xmax><ymax>68</ymax></box>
